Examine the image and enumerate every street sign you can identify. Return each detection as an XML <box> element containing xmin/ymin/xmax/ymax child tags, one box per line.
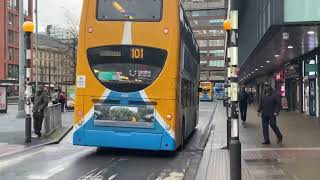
<box><xmin>0</xmin><ymin>87</ymin><xmax>7</xmax><ymax>113</ymax></box>
<box><xmin>305</xmin><ymin>64</ymin><xmax>317</xmax><ymax>73</ymax></box>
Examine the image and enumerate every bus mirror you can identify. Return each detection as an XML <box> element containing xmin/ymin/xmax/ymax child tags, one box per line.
<box><xmin>198</xmin><ymin>88</ymin><xmax>202</xmax><ymax>92</ymax></box>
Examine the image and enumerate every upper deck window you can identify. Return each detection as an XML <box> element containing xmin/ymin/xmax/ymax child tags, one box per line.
<box><xmin>97</xmin><ymin>0</ymin><xmax>162</xmax><ymax>21</ymax></box>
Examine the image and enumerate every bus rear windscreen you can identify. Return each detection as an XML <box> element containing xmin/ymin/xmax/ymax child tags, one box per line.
<box><xmin>97</xmin><ymin>0</ymin><xmax>162</xmax><ymax>21</ymax></box>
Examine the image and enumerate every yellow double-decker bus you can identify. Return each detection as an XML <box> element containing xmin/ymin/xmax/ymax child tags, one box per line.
<box><xmin>199</xmin><ymin>82</ymin><xmax>213</xmax><ymax>101</ymax></box>
<box><xmin>73</xmin><ymin>0</ymin><xmax>200</xmax><ymax>151</ymax></box>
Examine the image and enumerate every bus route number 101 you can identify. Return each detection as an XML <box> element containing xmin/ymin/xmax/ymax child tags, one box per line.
<box><xmin>131</xmin><ymin>48</ymin><xmax>144</xmax><ymax>59</ymax></box>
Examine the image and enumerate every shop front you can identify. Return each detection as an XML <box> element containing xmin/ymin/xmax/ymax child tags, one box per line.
<box><xmin>274</xmin><ymin>70</ymin><xmax>288</xmax><ymax>110</ymax></box>
<box><xmin>303</xmin><ymin>56</ymin><xmax>318</xmax><ymax>117</ymax></box>
<box><xmin>284</xmin><ymin>64</ymin><xmax>302</xmax><ymax>112</ymax></box>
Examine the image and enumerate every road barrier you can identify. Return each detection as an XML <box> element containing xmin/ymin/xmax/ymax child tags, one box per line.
<box><xmin>43</xmin><ymin>104</ymin><xmax>62</xmax><ymax>136</ymax></box>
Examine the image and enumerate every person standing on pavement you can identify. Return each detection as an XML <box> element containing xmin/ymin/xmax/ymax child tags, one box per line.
<box><xmin>239</xmin><ymin>86</ymin><xmax>249</xmax><ymax>124</ymax></box>
<box><xmin>32</xmin><ymin>86</ymin><xmax>49</xmax><ymax>138</ymax></box>
<box><xmin>257</xmin><ymin>83</ymin><xmax>283</xmax><ymax>145</ymax></box>
<box><xmin>58</xmin><ymin>91</ymin><xmax>67</xmax><ymax>113</ymax></box>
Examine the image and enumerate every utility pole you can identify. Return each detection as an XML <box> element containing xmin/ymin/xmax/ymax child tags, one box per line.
<box><xmin>23</xmin><ymin>21</ymin><xmax>35</xmax><ymax>143</ymax></box>
<box><xmin>225</xmin><ymin>0</ymin><xmax>232</xmax><ymax>150</ymax></box>
<box><xmin>17</xmin><ymin>0</ymin><xmax>26</xmax><ymax>118</ymax></box>
<box><xmin>35</xmin><ymin>0</ymin><xmax>39</xmax><ymax>91</ymax></box>
<box><xmin>224</xmin><ymin>0</ymin><xmax>241</xmax><ymax>179</ymax></box>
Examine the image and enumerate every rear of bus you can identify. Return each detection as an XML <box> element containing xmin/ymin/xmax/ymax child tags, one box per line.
<box><xmin>73</xmin><ymin>0</ymin><xmax>182</xmax><ymax>151</ymax></box>
<box><xmin>199</xmin><ymin>82</ymin><xmax>213</xmax><ymax>101</ymax></box>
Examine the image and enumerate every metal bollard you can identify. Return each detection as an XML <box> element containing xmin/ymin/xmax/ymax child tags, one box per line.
<box><xmin>230</xmin><ymin>138</ymin><xmax>241</xmax><ymax>180</ymax></box>
<box><xmin>227</xmin><ymin>117</ymin><xmax>231</xmax><ymax>149</ymax></box>
<box><xmin>25</xmin><ymin>114</ymin><xmax>32</xmax><ymax>142</ymax></box>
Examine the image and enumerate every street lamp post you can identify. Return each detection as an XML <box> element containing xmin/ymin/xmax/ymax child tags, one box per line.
<box><xmin>23</xmin><ymin>21</ymin><xmax>35</xmax><ymax>143</ymax></box>
<box><xmin>224</xmin><ymin>0</ymin><xmax>241</xmax><ymax>178</ymax></box>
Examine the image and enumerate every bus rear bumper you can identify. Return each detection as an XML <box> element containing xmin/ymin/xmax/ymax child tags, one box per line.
<box><xmin>73</xmin><ymin>129</ymin><xmax>176</xmax><ymax>151</ymax></box>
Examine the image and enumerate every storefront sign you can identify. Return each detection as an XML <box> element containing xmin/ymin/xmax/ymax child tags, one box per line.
<box><xmin>305</xmin><ymin>64</ymin><xmax>317</xmax><ymax>73</ymax></box>
<box><xmin>0</xmin><ymin>87</ymin><xmax>7</xmax><ymax>113</ymax></box>
<box><xmin>284</xmin><ymin>64</ymin><xmax>300</xmax><ymax>79</ymax></box>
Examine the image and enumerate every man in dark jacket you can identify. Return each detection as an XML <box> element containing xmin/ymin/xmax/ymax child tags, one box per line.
<box><xmin>32</xmin><ymin>86</ymin><xmax>48</xmax><ymax>138</ymax></box>
<box><xmin>258</xmin><ymin>83</ymin><xmax>283</xmax><ymax>145</ymax></box>
<box><xmin>239</xmin><ymin>87</ymin><xmax>249</xmax><ymax>123</ymax></box>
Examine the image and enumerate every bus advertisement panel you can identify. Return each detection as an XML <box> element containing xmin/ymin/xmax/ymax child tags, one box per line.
<box><xmin>66</xmin><ymin>85</ymin><xmax>75</xmax><ymax>110</ymax></box>
<box><xmin>0</xmin><ymin>87</ymin><xmax>7</xmax><ymax>113</ymax></box>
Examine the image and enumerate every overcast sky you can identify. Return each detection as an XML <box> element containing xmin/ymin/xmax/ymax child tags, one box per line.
<box><xmin>34</xmin><ymin>0</ymin><xmax>83</xmax><ymax>31</ymax></box>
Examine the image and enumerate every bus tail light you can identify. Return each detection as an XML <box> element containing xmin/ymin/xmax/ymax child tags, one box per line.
<box><xmin>77</xmin><ymin>110</ymin><xmax>84</xmax><ymax>126</ymax></box>
<box><xmin>166</xmin><ymin>114</ymin><xmax>172</xmax><ymax>120</ymax></box>
<box><xmin>163</xmin><ymin>28</ymin><xmax>169</xmax><ymax>34</ymax></box>
<box><xmin>77</xmin><ymin>110</ymin><xmax>83</xmax><ymax>117</ymax></box>
<box><xmin>88</xmin><ymin>27</ymin><xmax>94</xmax><ymax>33</ymax></box>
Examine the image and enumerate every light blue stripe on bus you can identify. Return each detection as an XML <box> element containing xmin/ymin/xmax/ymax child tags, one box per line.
<box><xmin>73</xmin><ymin>90</ymin><xmax>176</xmax><ymax>151</ymax></box>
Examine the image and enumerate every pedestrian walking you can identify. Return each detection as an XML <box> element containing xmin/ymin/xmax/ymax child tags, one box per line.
<box><xmin>257</xmin><ymin>83</ymin><xmax>283</xmax><ymax>145</ymax></box>
<box><xmin>59</xmin><ymin>91</ymin><xmax>67</xmax><ymax>112</ymax></box>
<box><xmin>32</xmin><ymin>86</ymin><xmax>49</xmax><ymax>138</ymax></box>
<box><xmin>239</xmin><ymin>87</ymin><xmax>249</xmax><ymax>124</ymax></box>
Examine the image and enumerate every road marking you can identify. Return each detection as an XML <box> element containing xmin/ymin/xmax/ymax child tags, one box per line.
<box><xmin>108</xmin><ymin>173</ymin><xmax>118</xmax><ymax>180</ymax></box>
<box><xmin>0</xmin><ymin>150</ymin><xmax>43</xmax><ymax>170</ymax></box>
<box><xmin>27</xmin><ymin>148</ymin><xmax>95</xmax><ymax>180</ymax></box>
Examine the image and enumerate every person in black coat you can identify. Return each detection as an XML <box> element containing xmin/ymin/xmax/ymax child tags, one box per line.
<box><xmin>239</xmin><ymin>87</ymin><xmax>249</xmax><ymax>123</ymax></box>
<box><xmin>257</xmin><ymin>83</ymin><xmax>283</xmax><ymax>145</ymax></box>
<box><xmin>32</xmin><ymin>86</ymin><xmax>49</xmax><ymax>138</ymax></box>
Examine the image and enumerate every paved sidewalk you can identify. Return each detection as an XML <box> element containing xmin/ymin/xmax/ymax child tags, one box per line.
<box><xmin>0</xmin><ymin>105</ymin><xmax>73</xmax><ymax>158</ymax></box>
<box><xmin>195</xmin><ymin>101</ymin><xmax>320</xmax><ymax>180</ymax></box>
<box><xmin>241</xmin><ymin>105</ymin><xmax>320</xmax><ymax>148</ymax></box>
<box><xmin>195</xmin><ymin>101</ymin><xmax>251</xmax><ymax>180</ymax></box>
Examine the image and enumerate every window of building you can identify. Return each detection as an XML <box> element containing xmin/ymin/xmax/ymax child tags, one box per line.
<box><xmin>8</xmin><ymin>13</ymin><xmax>14</xmax><ymax>28</ymax></box>
<box><xmin>198</xmin><ymin>40</ymin><xmax>208</xmax><ymax>47</ymax></box>
<box><xmin>209</xmin><ymin>60</ymin><xmax>225</xmax><ymax>67</ymax></box>
<box><xmin>8</xmin><ymin>47</ymin><xmax>14</xmax><ymax>61</ymax></box>
<box><xmin>192</xmin><ymin>11</ymin><xmax>200</xmax><ymax>17</ymax></box>
<box><xmin>208</xmin><ymin>40</ymin><xmax>224</xmax><ymax>46</ymax></box>
<box><xmin>212</xmin><ymin>29</ymin><xmax>225</xmax><ymax>36</ymax></box>
<box><xmin>200</xmin><ymin>50</ymin><xmax>207</xmax><ymax>58</ymax></box>
<box><xmin>209</xmin><ymin>19</ymin><xmax>224</xmax><ymax>25</ymax></box>
<box><xmin>8</xmin><ymin>64</ymin><xmax>19</xmax><ymax>80</ymax></box>
<box><xmin>8</xmin><ymin>0</ymin><xmax>17</xmax><ymax>9</ymax></box>
<box><xmin>8</xmin><ymin>30</ymin><xmax>14</xmax><ymax>44</ymax></box>
<box><xmin>210</xmin><ymin>71</ymin><xmax>225</xmax><ymax>77</ymax></box>
<box><xmin>200</xmin><ymin>60</ymin><xmax>208</xmax><ymax>65</ymax></box>
<box><xmin>208</xmin><ymin>50</ymin><xmax>224</xmax><ymax>57</ymax></box>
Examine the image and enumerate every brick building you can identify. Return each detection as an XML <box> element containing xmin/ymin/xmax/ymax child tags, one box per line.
<box><xmin>0</xmin><ymin>0</ymin><xmax>33</xmax><ymax>95</ymax></box>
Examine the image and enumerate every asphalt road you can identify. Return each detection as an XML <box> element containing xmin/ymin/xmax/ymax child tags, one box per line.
<box><xmin>0</xmin><ymin>102</ymin><xmax>217</xmax><ymax>180</ymax></box>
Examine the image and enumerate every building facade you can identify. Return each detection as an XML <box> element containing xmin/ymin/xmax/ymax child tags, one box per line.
<box><xmin>0</xmin><ymin>0</ymin><xmax>33</xmax><ymax>95</ymax></box>
<box><xmin>33</xmin><ymin>34</ymin><xmax>75</xmax><ymax>91</ymax></box>
<box><xmin>183</xmin><ymin>0</ymin><xmax>227</xmax><ymax>82</ymax></box>
<box><xmin>239</xmin><ymin>0</ymin><xmax>320</xmax><ymax>117</ymax></box>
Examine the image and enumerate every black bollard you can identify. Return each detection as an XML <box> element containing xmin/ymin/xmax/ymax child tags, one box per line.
<box><xmin>230</xmin><ymin>138</ymin><xmax>241</xmax><ymax>180</ymax></box>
